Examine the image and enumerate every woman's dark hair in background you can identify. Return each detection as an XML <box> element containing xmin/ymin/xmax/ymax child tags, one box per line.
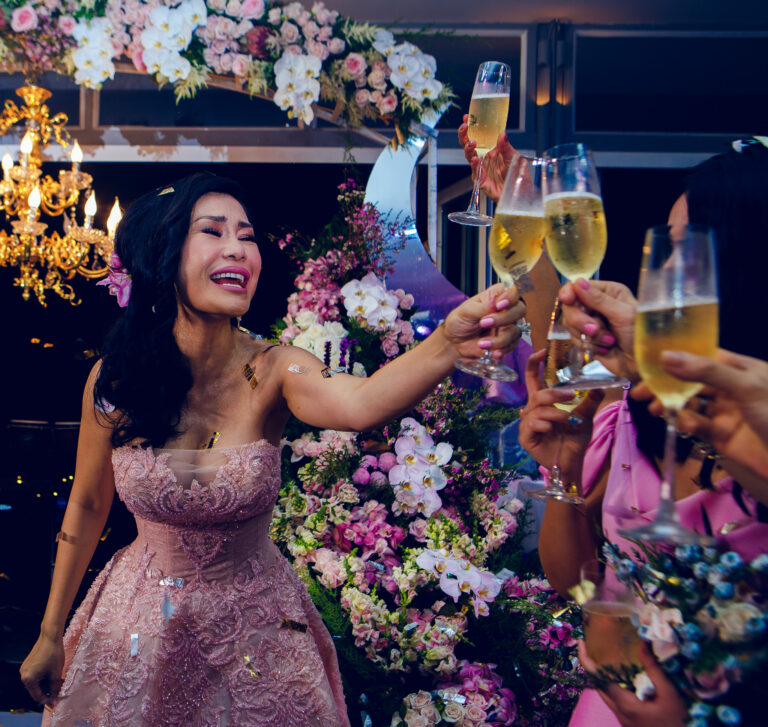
<box><xmin>629</xmin><ymin>142</ymin><xmax>768</xmax><ymax>521</ymax></box>
<box><xmin>95</xmin><ymin>173</ymin><xmax>254</xmax><ymax>448</ymax></box>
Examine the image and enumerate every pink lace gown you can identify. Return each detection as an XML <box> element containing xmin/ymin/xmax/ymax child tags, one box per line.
<box><xmin>568</xmin><ymin>399</ymin><xmax>768</xmax><ymax>726</ymax></box>
<box><xmin>44</xmin><ymin>441</ymin><xmax>350</xmax><ymax>727</ymax></box>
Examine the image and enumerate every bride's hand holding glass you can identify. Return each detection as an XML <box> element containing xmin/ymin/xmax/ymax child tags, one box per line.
<box><xmin>442</xmin><ymin>283</ymin><xmax>526</xmax><ymax>361</ymax></box>
<box><xmin>458</xmin><ymin>118</ymin><xmax>516</xmax><ymax>204</ymax></box>
<box><xmin>558</xmin><ymin>278</ymin><xmax>640</xmax><ymax>383</ymax></box>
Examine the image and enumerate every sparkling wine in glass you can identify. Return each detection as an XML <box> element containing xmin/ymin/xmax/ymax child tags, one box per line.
<box><xmin>455</xmin><ymin>155</ymin><xmax>542</xmax><ymax>381</ymax></box>
<box><xmin>542</xmin><ymin>143</ymin><xmax>628</xmax><ymax>391</ymax></box>
<box><xmin>580</xmin><ymin>560</ymin><xmax>642</xmax><ymax>675</ymax></box>
<box><xmin>449</xmin><ymin>61</ymin><xmax>511</xmax><ymax>227</ymax></box>
<box><xmin>619</xmin><ymin>224</ymin><xmax>719</xmax><ymax>545</ymax></box>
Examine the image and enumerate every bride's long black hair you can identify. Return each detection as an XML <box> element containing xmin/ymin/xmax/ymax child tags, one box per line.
<box><xmin>94</xmin><ymin>173</ymin><xmax>254</xmax><ymax>448</ymax></box>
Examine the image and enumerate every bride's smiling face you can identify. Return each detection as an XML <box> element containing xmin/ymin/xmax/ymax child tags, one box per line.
<box><xmin>176</xmin><ymin>193</ymin><xmax>261</xmax><ymax>317</ymax></box>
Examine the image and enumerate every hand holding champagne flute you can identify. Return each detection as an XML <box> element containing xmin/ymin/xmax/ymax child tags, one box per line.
<box><xmin>542</xmin><ymin>143</ymin><xmax>627</xmax><ymax>390</ymax></box>
<box><xmin>619</xmin><ymin>224</ymin><xmax>719</xmax><ymax>545</ymax></box>
<box><xmin>455</xmin><ymin>155</ymin><xmax>542</xmax><ymax>381</ymax></box>
<box><xmin>449</xmin><ymin>62</ymin><xmax>511</xmax><ymax>226</ymax></box>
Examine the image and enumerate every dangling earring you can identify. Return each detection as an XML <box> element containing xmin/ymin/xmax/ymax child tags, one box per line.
<box><xmin>152</xmin><ymin>304</ymin><xmax>157</xmax><ymax>314</ymax></box>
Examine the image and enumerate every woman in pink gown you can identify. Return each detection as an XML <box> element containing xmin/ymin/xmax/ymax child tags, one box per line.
<box><xmin>19</xmin><ymin>173</ymin><xmax>527</xmax><ymax>726</ymax></box>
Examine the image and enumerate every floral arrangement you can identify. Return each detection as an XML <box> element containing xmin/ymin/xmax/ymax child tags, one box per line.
<box><xmin>269</xmin><ymin>175</ymin><xmax>586</xmax><ymax>725</ymax></box>
<box><xmin>96</xmin><ymin>250</ymin><xmax>132</xmax><ymax>307</ymax></box>
<box><xmin>603</xmin><ymin>543</ymin><xmax>768</xmax><ymax>726</ymax></box>
<box><xmin>0</xmin><ymin>0</ymin><xmax>453</xmax><ymax>140</ymax></box>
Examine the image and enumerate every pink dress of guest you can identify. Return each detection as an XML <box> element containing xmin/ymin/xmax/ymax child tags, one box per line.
<box><xmin>43</xmin><ymin>441</ymin><xmax>350</xmax><ymax>727</ymax></box>
<box><xmin>568</xmin><ymin>398</ymin><xmax>768</xmax><ymax>727</ymax></box>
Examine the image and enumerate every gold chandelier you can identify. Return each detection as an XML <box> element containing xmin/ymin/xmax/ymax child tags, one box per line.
<box><xmin>0</xmin><ymin>84</ymin><xmax>122</xmax><ymax>306</ymax></box>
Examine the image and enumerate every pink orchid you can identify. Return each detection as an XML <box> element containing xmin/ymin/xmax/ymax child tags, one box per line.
<box><xmin>97</xmin><ymin>251</ymin><xmax>131</xmax><ymax>307</ymax></box>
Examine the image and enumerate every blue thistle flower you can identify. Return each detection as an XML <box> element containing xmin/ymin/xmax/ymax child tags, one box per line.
<box><xmin>681</xmin><ymin>641</ymin><xmax>701</xmax><ymax>659</ymax></box>
<box><xmin>716</xmin><ymin>705</ymin><xmax>741</xmax><ymax>725</ymax></box>
<box><xmin>693</xmin><ymin>562</ymin><xmax>710</xmax><ymax>579</ymax></box>
<box><xmin>746</xmin><ymin>616</ymin><xmax>767</xmax><ymax>635</ymax></box>
<box><xmin>707</xmin><ymin>565</ymin><xmax>729</xmax><ymax>584</ymax></box>
<box><xmin>719</xmin><ymin>552</ymin><xmax>742</xmax><ymax>570</ymax></box>
<box><xmin>703</xmin><ymin>547</ymin><xmax>719</xmax><ymax>562</ymax></box>
<box><xmin>678</xmin><ymin>623</ymin><xmax>704</xmax><ymax>641</ymax></box>
<box><xmin>675</xmin><ymin>545</ymin><xmax>696</xmax><ymax>562</ymax></box>
<box><xmin>690</xmin><ymin>702</ymin><xmax>713</xmax><ymax>718</ymax></box>
<box><xmin>714</xmin><ymin>582</ymin><xmax>735</xmax><ymax>600</ymax></box>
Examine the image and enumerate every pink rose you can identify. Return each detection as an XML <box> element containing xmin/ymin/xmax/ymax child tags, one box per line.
<box><xmin>381</xmin><ymin>336</ymin><xmax>399</xmax><ymax>358</ymax></box>
<box><xmin>368</xmin><ymin>68</ymin><xmax>387</xmax><ymax>90</ymax></box>
<box><xmin>240</xmin><ymin>0</ymin><xmax>265</xmax><ymax>19</ymax></box>
<box><xmin>313</xmin><ymin>3</ymin><xmax>333</xmax><ymax>25</ymax></box>
<box><xmin>11</xmin><ymin>5</ymin><xmax>38</xmax><ymax>32</ymax></box>
<box><xmin>327</xmin><ymin>37</ymin><xmax>345</xmax><ymax>54</ymax></box>
<box><xmin>231</xmin><ymin>54</ymin><xmax>250</xmax><ymax>77</ymax></box>
<box><xmin>302</xmin><ymin>19</ymin><xmax>319</xmax><ymax>38</ymax></box>
<box><xmin>306</xmin><ymin>39</ymin><xmax>329</xmax><ymax>60</ymax></box>
<box><xmin>354</xmin><ymin>89</ymin><xmax>371</xmax><ymax>107</ymax></box>
<box><xmin>354</xmin><ymin>75</ymin><xmax>367</xmax><ymax>88</ymax></box>
<box><xmin>316</xmin><ymin>25</ymin><xmax>331</xmax><ymax>41</ymax></box>
<box><xmin>377</xmin><ymin>452</ymin><xmax>397</xmax><ymax>473</ymax></box>
<box><xmin>58</xmin><ymin>15</ymin><xmax>76</xmax><ymax>35</ymax></box>
<box><xmin>408</xmin><ymin>518</ymin><xmax>428</xmax><ymax>541</ymax></box>
<box><xmin>280</xmin><ymin>20</ymin><xmax>299</xmax><ymax>43</ymax></box>
<box><xmin>399</xmin><ymin>292</ymin><xmax>414</xmax><ymax>309</ymax></box>
<box><xmin>268</xmin><ymin>7</ymin><xmax>282</xmax><ymax>24</ymax></box>
<box><xmin>370</xmin><ymin>89</ymin><xmax>383</xmax><ymax>103</ymax></box>
<box><xmin>373</xmin><ymin>59</ymin><xmax>388</xmax><ymax>72</ymax></box>
<box><xmin>368</xmin><ymin>471</ymin><xmax>387</xmax><ymax>488</ymax></box>
<box><xmin>377</xmin><ymin>93</ymin><xmax>398</xmax><ymax>115</ymax></box>
<box><xmin>343</xmin><ymin>52</ymin><xmax>367</xmax><ymax>79</ymax></box>
<box><xmin>219</xmin><ymin>53</ymin><xmax>234</xmax><ymax>73</ymax></box>
<box><xmin>297</xmin><ymin>10</ymin><xmax>311</xmax><ymax>26</ymax></box>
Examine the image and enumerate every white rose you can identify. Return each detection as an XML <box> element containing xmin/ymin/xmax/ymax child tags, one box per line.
<box><xmin>409</xmin><ymin>691</ymin><xmax>432</xmax><ymax>710</ymax></box>
<box><xmin>717</xmin><ymin>602</ymin><xmax>763</xmax><ymax>643</ymax></box>
<box><xmin>294</xmin><ymin>310</ymin><xmax>318</xmax><ymax>328</ymax></box>
<box><xmin>403</xmin><ymin>711</ymin><xmax>429</xmax><ymax>727</ymax></box>
<box><xmin>351</xmin><ymin>362</ymin><xmax>367</xmax><ymax>377</ymax></box>
<box><xmin>324</xmin><ymin>321</ymin><xmax>348</xmax><ymax>338</ymax></box>
<box><xmin>268</xmin><ymin>7</ymin><xmax>282</xmax><ymax>24</ymax></box>
<box><xmin>442</xmin><ymin>702</ymin><xmax>465</xmax><ymax>723</ymax></box>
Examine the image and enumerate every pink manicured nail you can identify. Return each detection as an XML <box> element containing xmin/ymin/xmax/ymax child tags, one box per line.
<box><xmin>600</xmin><ymin>334</ymin><xmax>616</xmax><ymax>346</ymax></box>
<box><xmin>583</xmin><ymin>323</ymin><xmax>598</xmax><ymax>336</ymax></box>
<box><xmin>578</xmin><ymin>278</ymin><xmax>591</xmax><ymax>290</ymax></box>
<box><xmin>480</xmin><ymin>316</ymin><xmax>495</xmax><ymax>328</ymax></box>
<box><xmin>478</xmin><ymin>339</ymin><xmax>492</xmax><ymax>349</ymax></box>
<box><xmin>496</xmin><ymin>298</ymin><xmax>511</xmax><ymax>311</ymax></box>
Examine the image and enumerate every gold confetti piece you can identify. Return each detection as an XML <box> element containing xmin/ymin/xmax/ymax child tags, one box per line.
<box><xmin>242</xmin><ymin>362</ymin><xmax>257</xmax><ymax>389</ymax></box>
<box><xmin>244</xmin><ymin>655</ymin><xmax>260</xmax><ymax>680</ymax></box>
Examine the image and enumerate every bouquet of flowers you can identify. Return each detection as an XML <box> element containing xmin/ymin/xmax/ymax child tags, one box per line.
<box><xmin>0</xmin><ymin>0</ymin><xmax>452</xmax><ymax>140</ymax></box>
<box><xmin>604</xmin><ymin>543</ymin><xmax>768</xmax><ymax>726</ymax></box>
<box><xmin>268</xmin><ymin>175</ymin><xmax>586</xmax><ymax>725</ymax></box>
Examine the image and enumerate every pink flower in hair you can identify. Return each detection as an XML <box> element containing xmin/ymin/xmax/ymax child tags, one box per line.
<box><xmin>97</xmin><ymin>251</ymin><xmax>132</xmax><ymax>307</ymax></box>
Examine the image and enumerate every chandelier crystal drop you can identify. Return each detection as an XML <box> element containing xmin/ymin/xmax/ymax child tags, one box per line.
<box><xmin>0</xmin><ymin>84</ymin><xmax>122</xmax><ymax>306</ymax></box>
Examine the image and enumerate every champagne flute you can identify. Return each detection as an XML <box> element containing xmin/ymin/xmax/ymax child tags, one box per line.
<box><xmin>455</xmin><ymin>155</ymin><xmax>543</xmax><ymax>381</ymax></box>
<box><xmin>580</xmin><ymin>559</ymin><xmax>642</xmax><ymax>676</ymax></box>
<box><xmin>527</xmin><ymin>301</ymin><xmax>587</xmax><ymax>504</ymax></box>
<box><xmin>449</xmin><ymin>61</ymin><xmax>511</xmax><ymax>226</ymax></box>
<box><xmin>542</xmin><ymin>143</ymin><xmax>628</xmax><ymax>391</ymax></box>
<box><xmin>619</xmin><ymin>224</ymin><xmax>719</xmax><ymax>545</ymax></box>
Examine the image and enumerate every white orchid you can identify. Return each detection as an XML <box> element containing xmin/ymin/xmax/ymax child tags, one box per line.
<box><xmin>71</xmin><ymin>19</ymin><xmax>116</xmax><ymax>88</ymax></box>
<box><xmin>372</xmin><ymin>29</ymin><xmax>396</xmax><ymax>56</ymax></box>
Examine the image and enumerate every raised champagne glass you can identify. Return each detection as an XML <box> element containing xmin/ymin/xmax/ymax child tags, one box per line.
<box><xmin>455</xmin><ymin>155</ymin><xmax>543</xmax><ymax>381</ymax></box>
<box><xmin>619</xmin><ymin>224</ymin><xmax>719</xmax><ymax>545</ymax></box>
<box><xmin>526</xmin><ymin>301</ymin><xmax>588</xmax><ymax>503</ymax></box>
<box><xmin>580</xmin><ymin>559</ymin><xmax>642</xmax><ymax>678</ymax></box>
<box><xmin>448</xmin><ymin>61</ymin><xmax>511</xmax><ymax>226</ymax></box>
<box><xmin>542</xmin><ymin>143</ymin><xmax>628</xmax><ymax>390</ymax></box>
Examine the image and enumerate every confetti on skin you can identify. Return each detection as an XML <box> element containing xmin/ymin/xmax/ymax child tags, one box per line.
<box><xmin>288</xmin><ymin>363</ymin><xmax>310</xmax><ymax>375</ymax></box>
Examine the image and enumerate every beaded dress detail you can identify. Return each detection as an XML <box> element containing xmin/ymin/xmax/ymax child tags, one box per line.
<box><xmin>44</xmin><ymin>441</ymin><xmax>350</xmax><ymax>727</ymax></box>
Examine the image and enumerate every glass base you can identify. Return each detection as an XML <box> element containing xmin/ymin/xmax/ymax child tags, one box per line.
<box><xmin>617</xmin><ymin>520</ymin><xmax>714</xmax><ymax>546</ymax></box>
<box><xmin>551</xmin><ymin>359</ymin><xmax>629</xmax><ymax>392</ymax></box>
<box><xmin>455</xmin><ymin>356</ymin><xmax>518</xmax><ymax>382</ymax></box>
<box><xmin>526</xmin><ymin>485</ymin><xmax>584</xmax><ymax>505</ymax></box>
<box><xmin>448</xmin><ymin>210</ymin><xmax>494</xmax><ymax>226</ymax></box>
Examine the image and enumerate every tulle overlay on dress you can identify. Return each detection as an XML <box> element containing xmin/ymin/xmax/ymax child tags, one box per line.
<box><xmin>44</xmin><ymin>441</ymin><xmax>350</xmax><ymax>727</ymax></box>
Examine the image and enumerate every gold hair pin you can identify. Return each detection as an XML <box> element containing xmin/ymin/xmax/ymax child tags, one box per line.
<box><xmin>158</xmin><ymin>186</ymin><xmax>175</xmax><ymax>196</ymax></box>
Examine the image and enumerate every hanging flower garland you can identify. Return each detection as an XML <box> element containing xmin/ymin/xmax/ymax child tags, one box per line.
<box><xmin>0</xmin><ymin>0</ymin><xmax>453</xmax><ymax>141</ymax></box>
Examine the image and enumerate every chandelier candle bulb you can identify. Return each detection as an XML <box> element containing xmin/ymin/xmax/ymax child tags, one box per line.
<box><xmin>84</xmin><ymin>192</ymin><xmax>97</xmax><ymax>229</ymax></box>
<box><xmin>2</xmin><ymin>153</ymin><xmax>12</xmax><ymax>180</ymax></box>
<box><xmin>27</xmin><ymin>186</ymin><xmax>40</xmax><ymax>224</ymax></box>
<box><xmin>20</xmin><ymin>132</ymin><xmax>33</xmax><ymax>168</ymax></box>
<box><xmin>106</xmin><ymin>198</ymin><xmax>122</xmax><ymax>238</ymax></box>
<box><xmin>71</xmin><ymin>140</ymin><xmax>82</xmax><ymax>172</ymax></box>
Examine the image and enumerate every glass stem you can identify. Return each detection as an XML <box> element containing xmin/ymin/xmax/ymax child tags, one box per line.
<box><xmin>467</xmin><ymin>155</ymin><xmax>485</xmax><ymax>214</ymax></box>
<box><xmin>550</xmin><ymin>427</ymin><xmax>564</xmax><ymax>487</ymax></box>
<box><xmin>658</xmin><ymin>409</ymin><xmax>679</xmax><ymax>514</ymax></box>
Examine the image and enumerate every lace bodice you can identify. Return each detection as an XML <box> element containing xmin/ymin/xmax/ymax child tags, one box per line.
<box><xmin>112</xmin><ymin>440</ymin><xmax>281</xmax><ymax>526</ymax></box>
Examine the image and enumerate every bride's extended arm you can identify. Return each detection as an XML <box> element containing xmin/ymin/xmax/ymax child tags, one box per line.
<box><xmin>281</xmin><ymin>283</ymin><xmax>526</xmax><ymax>432</ymax></box>
<box><xmin>20</xmin><ymin>363</ymin><xmax>116</xmax><ymax>704</ymax></box>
